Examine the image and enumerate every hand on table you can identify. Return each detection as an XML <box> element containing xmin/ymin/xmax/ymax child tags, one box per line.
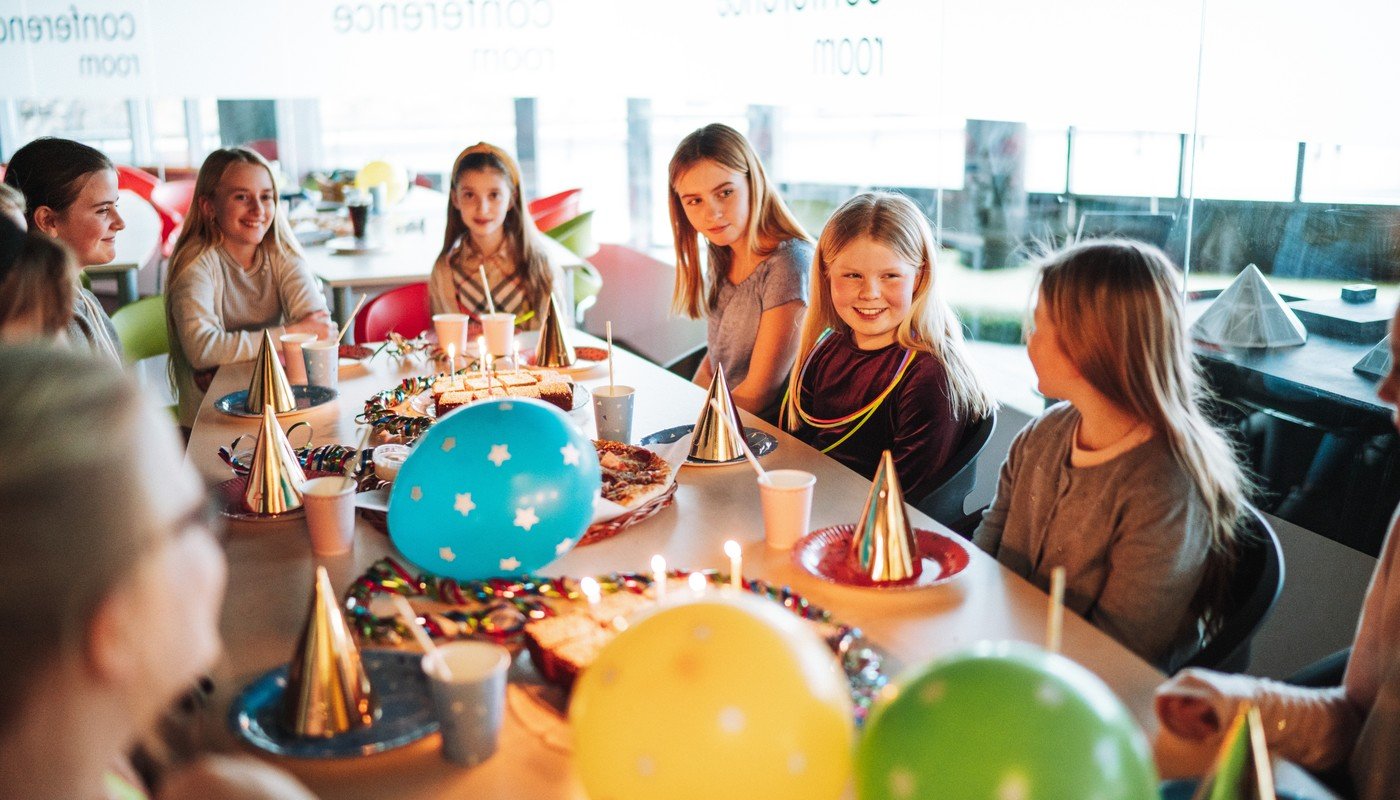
<box><xmin>287</xmin><ymin>311</ymin><xmax>336</xmax><ymax>341</ymax></box>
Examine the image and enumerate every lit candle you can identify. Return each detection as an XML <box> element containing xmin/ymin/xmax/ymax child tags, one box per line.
<box><xmin>580</xmin><ymin>576</ymin><xmax>601</xmax><ymax>607</ymax></box>
<box><xmin>651</xmin><ymin>554</ymin><xmax>667</xmax><ymax>602</ymax></box>
<box><xmin>688</xmin><ymin>572</ymin><xmax>707</xmax><ymax>596</ymax></box>
<box><xmin>724</xmin><ymin>540</ymin><xmax>742</xmax><ymax>591</ymax></box>
<box><xmin>446</xmin><ymin>343</ymin><xmax>456</xmax><ymax>374</ymax></box>
<box><xmin>478</xmin><ymin>336</ymin><xmax>487</xmax><ymax>379</ymax></box>
<box><xmin>514</xmin><ymin>342</ymin><xmax>523</xmax><ymax>370</ymax></box>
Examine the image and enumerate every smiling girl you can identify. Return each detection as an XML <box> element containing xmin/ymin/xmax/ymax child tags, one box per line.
<box><xmin>166</xmin><ymin>148</ymin><xmax>333</xmax><ymax>427</ymax></box>
<box><xmin>3</xmin><ymin>137</ymin><xmax>125</xmax><ymax>363</ymax></box>
<box><xmin>428</xmin><ymin>142</ymin><xmax>578</xmax><ymax>329</ymax></box>
<box><xmin>669</xmin><ymin>123</ymin><xmax>814</xmax><ymax>419</ymax></box>
<box><xmin>782</xmin><ymin>192</ymin><xmax>992</xmax><ymax>502</ymax></box>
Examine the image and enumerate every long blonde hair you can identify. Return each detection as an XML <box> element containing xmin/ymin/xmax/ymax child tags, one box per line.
<box><xmin>782</xmin><ymin>192</ymin><xmax>994</xmax><ymax>431</ymax></box>
<box><xmin>1037</xmin><ymin>239</ymin><xmax>1250</xmax><ymax>635</ymax></box>
<box><xmin>0</xmin><ymin>345</ymin><xmax>165</xmax><ymax>729</ymax></box>
<box><xmin>439</xmin><ymin>143</ymin><xmax>554</xmax><ymax>308</ymax></box>
<box><xmin>667</xmin><ymin>123</ymin><xmax>811</xmax><ymax>319</ymax></box>
<box><xmin>167</xmin><ymin>147</ymin><xmax>302</xmax><ymax>287</ymax></box>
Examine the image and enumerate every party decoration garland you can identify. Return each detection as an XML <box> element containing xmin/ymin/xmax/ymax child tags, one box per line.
<box><xmin>789</xmin><ymin>329</ymin><xmax>918</xmax><ymax>453</ymax></box>
<box><xmin>358</xmin><ymin>374</ymin><xmax>442</xmax><ymax>439</ymax></box>
<box><xmin>343</xmin><ymin>557</ymin><xmax>888</xmax><ymax>722</ymax></box>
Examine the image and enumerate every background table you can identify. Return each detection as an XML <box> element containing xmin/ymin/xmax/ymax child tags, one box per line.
<box><xmin>185</xmin><ymin>332</ymin><xmax>1336</xmax><ymax>799</ymax></box>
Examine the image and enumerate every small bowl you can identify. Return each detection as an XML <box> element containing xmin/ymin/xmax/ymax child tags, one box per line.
<box><xmin>372</xmin><ymin>444</ymin><xmax>411</xmax><ymax>482</ymax></box>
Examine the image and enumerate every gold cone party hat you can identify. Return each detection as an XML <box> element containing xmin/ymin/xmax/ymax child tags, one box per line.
<box><xmin>242</xmin><ymin>404</ymin><xmax>308</xmax><ymax>515</ymax></box>
<box><xmin>1193</xmin><ymin>704</ymin><xmax>1277</xmax><ymax>800</ymax></box>
<box><xmin>534</xmin><ymin>292</ymin><xmax>576</xmax><ymax>368</ymax></box>
<box><xmin>246</xmin><ymin>329</ymin><xmax>297</xmax><ymax>414</ymax></box>
<box><xmin>848</xmin><ymin>450</ymin><xmax>922</xmax><ymax>582</ymax></box>
<box><xmin>281</xmin><ymin>566</ymin><xmax>381</xmax><ymax>738</ymax></box>
<box><xmin>689</xmin><ymin>363</ymin><xmax>747</xmax><ymax>462</ymax></box>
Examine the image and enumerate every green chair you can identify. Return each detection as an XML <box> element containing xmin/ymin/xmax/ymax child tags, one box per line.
<box><xmin>567</xmin><ymin>261</ymin><xmax>604</xmax><ymax>325</ymax></box>
<box><xmin>110</xmin><ymin>294</ymin><xmax>169</xmax><ymax>363</ymax></box>
<box><xmin>544</xmin><ymin>210</ymin><xmax>595</xmax><ymax>259</ymax></box>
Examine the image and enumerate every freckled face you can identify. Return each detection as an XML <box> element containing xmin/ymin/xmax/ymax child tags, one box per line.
<box><xmin>826</xmin><ymin>237</ymin><xmax>920</xmax><ymax>350</ymax></box>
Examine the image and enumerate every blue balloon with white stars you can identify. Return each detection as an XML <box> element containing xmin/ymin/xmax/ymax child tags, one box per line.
<box><xmin>387</xmin><ymin>397</ymin><xmax>602</xmax><ymax>581</ymax></box>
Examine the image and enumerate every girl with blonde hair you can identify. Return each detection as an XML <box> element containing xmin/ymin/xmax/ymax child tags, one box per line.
<box><xmin>166</xmin><ymin>147</ymin><xmax>333</xmax><ymax>427</ymax></box>
<box><xmin>428</xmin><ymin>143</ymin><xmax>580</xmax><ymax>329</ymax></box>
<box><xmin>782</xmin><ymin>192</ymin><xmax>993</xmax><ymax>501</ymax></box>
<box><xmin>973</xmin><ymin>239</ymin><xmax>1249</xmax><ymax>671</ymax></box>
<box><xmin>0</xmin><ymin>345</ymin><xmax>317</xmax><ymax>800</ymax></box>
<box><xmin>669</xmin><ymin>123</ymin><xmax>814</xmax><ymax>418</ymax></box>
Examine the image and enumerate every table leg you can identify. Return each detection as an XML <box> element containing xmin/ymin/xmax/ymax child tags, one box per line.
<box><xmin>117</xmin><ymin>267</ymin><xmax>139</xmax><ymax>307</ymax></box>
<box><xmin>334</xmin><ymin>286</ymin><xmax>352</xmax><ymax>331</ymax></box>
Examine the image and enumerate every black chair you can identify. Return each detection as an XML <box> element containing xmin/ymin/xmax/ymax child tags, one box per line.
<box><xmin>915</xmin><ymin>410</ymin><xmax>997</xmax><ymax>527</ymax></box>
<box><xmin>1179</xmin><ymin>505</ymin><xmax>1285</xmax><ymax>673</ymax></box>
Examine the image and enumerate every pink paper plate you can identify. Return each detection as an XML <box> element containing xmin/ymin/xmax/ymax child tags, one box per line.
<box><xmin>794</xmin><ymin>524</ymin><xmax>972</xmax><ymax>590</ymax></box>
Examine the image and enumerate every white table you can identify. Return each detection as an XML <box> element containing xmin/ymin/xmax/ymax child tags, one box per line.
<box><xmin>185</xmin><ymin>332</ymin><xmax>1337</xmax><ymax>799</ymax></box>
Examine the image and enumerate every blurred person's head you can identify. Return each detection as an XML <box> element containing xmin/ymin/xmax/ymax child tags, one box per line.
<box><xmin>0</xmin><ymin>216</ymin><xmax>78</xmax><ymax>342</ymax></box>
<box><xmin>1376</xmin><ymin>301</ymin><xmax>1400</xmax><ymax>432</ymax></box>
<box><xmin>0</xmin><ymin>181</ymin><xmax>27</xmax><ymax>228</ymax></box>
<box><xmin>3</xmin><ymin>137</ymin><xmax>124</xmax><ymax>266</ymax></box>
<box><xmin>0</xmin><ymin>346</ymin><xmax>226</xmax><ymax>790</ymax></box>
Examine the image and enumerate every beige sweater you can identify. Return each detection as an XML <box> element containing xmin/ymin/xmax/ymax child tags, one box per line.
<box><xmin>1159</xmin><ymin>510</ymin><xmax>1400</xmax><ymax>799</ymax></box>
<box><xmin>167</xmin><ymin>246</ymin><xmax>327</xmax><ymax>426</ymax></box>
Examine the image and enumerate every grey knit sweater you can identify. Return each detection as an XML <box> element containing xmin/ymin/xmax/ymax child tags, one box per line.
<box><xmin>974</xmin><ymin>403</ymin><xmax>1210</xmax><ymax>671</ymax></box>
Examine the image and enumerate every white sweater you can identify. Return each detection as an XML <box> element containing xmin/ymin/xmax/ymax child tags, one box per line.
<box><xmin>167</xmin><ymin>245</ymin><xmax>327</xmax><ymax>426</ymax></box>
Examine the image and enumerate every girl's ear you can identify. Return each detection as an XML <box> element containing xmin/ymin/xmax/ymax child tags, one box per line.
<box><xmin>197</xmin><ymin>195</ymin><xmax>213</xmax><ymax>222</ymax></box>
<box><xmin>31</xmin><ymin>205</ymin><xmax>59</xmax><ymax>236</ymax></box>
<box><xmin>84</xmin><ymin>586</ymin><xmax>142</xmax><ymax>685</ymax></box>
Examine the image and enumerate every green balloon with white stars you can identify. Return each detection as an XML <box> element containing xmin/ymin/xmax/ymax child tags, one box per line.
<box><xmin>855</xmin><ymin>641</ymin><xmax>1157</xmax><ymax>800</ymax></box>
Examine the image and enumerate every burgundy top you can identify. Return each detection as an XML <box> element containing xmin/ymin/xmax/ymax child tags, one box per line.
<box><xmin>795</xmin><ymin>331</ymin><xmax>968</xmax><ymax>502</ymax></box>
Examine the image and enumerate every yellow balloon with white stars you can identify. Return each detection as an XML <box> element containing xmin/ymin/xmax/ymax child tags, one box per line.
<box><xmin>569</xmin><ymin>592</ymin><xmax>854</xmax><ymax>800</ymax></box>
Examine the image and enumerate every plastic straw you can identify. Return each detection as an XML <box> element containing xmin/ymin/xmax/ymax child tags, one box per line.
<box><xmin>1047</xmin><ymin>566</ymin><xmax>1066</xmax><ymax>654</ymax></box>
<box><xmin>708</xmin><ymin>398</ymin><xmax>765</xmax><ymax>479</ymax></box>
<box><xmin>336</xmin><ymin>293</ymin><xmax>368</xmax><ymax>343</ymax></box>
<box><xmin>390</xmin><ymin>594</ymin><xmax>452</xmax><ymax>680</ymax></box>
<box><xmin>606</xmin><ymin>320</ymin><xmax>615</xmax><ymax>393</ymax></box>
<box><xmin>479</xmin><ymin>264</ymin><xmax>495</xmax><ymax>314</ymax></box>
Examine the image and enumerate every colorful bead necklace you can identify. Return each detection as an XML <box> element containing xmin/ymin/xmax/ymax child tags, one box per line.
<box><xmin>790</xmin><ymin>329</ymin><xmax>918</xmax><ymax>453</ymax></box>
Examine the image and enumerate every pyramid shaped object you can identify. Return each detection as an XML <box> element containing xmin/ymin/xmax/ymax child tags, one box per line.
<box><xmin>534</xmin><ymin>292</ymin><xmax>576</xmax><ymax>368</ymax></box>
<box><xmin>281</xmin><ymin>566</ymin><xmax>381</xmax><ymax>737</ymax></box>
<box><xmin>1191</xmin><ymin>264</ymin><xmax>1307</xmax><ymax>349</ymax></box>
<box><xmin>1354</xmin><ymin>336</ymin><xmax>1392</xmax><ymax>379</ymax></box>
<box><xmin>848</xmin><ymin>450</ymin><xmax>922</xmax><ymax>583</ymax></box>
<box><xmin>690</xmin><ymin>363</ymin><xmax>747</xmax><ymax>462</ymax></box>
<box><xmin>246</xmin><ymin>329</ymin><xmax>298</xmax><ymax>413</ymax></box>
<box><xmin>243</xmin><ymin>404</ymin><xmax>308</xmax><ymax>515</ymax></box>
<box><xmin>1192</xmin><ymin>704</ymin><xmax>1277</xmax><ymax>800</ymax></box>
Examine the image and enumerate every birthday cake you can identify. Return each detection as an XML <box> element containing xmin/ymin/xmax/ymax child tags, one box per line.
<box><xmin>432</xmin><ymin>369</ymin><xmax>573</xmax><ymax>415</ymax></box>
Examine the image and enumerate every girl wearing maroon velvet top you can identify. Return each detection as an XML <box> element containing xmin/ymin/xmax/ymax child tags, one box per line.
<box><xmin>781</xmin><ymin>192</ymin><xmax>993</xmax><ymax>502</ymax></box>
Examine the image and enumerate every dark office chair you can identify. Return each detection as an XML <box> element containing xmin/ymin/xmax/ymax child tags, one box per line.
<box><xmin>1179</xmin><ymin>505</ymin><xmax>1285</xmax><ymax>673</ymax></box>
<box><xmin>916</xmin><ymin>409</ymin><xmax>998</xmax><ymax>527</ymax></box>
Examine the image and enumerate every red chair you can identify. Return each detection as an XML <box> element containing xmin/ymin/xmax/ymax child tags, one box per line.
<box><xmin>528</xmin><ymin>188</ymin><xmax>582</xmax><ymax>233</ymax></box>
<box><xmin>355</xmin><ymin>282</ymin><xmax>433</xmax><ymax>343</ymax></box>
<box><xmin>116</xmin><ymin>166</ymin><xmax>183</xmax><ymax>258</ymax></box>
<box><xmin>151</xmin><ymin>178</ymin><xmax>196</xmax><ymax>218</ymax></box>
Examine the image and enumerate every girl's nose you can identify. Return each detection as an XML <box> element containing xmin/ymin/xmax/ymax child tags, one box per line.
<box><xmin>111</xmin><ymin>207</ymin><xmax>126</xmax><ymax>231</ymax></box>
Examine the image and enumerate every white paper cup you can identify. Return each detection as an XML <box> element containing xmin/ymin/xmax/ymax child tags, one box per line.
<box><xmin>302</xmin><ymin>341</ymin><xmax>340</xmax><ymax>390</ymax></box>
<box><xmin>432</xmin><ymin>313</ymin><xmax>471</xmax><ymax>359</ymax></box>
<box><xmin>758</xmin><ymin>469</ymin><xmax>816</xmax><ymax>550</ymax></box>
<box><xmin>592</xmin><ymin>384</ymin><xmax>635</xmax><ymax>443</ymax></box>
<box><xmin>280</xmin><ymin>332</ymin><xmax>317</xmax><ymax>385</ymax></box>
<box><xmin>372</xmin><ymin>443</ymin><xmax>411</xmax><ymax>482</ymax></box>
<box><xmin>481</xmin><ymin>312</ymin><xmax>514</xmax><ymax>358</ymax></box>
<box><xmin>301</xmin><ymin>476</ymin><xmax>356</xmax><ymax>556</ymax></box>
<box><xmin>424</xmin><ymin>641</ymin><xmax>511</xmax><ymax>767</ymax></box>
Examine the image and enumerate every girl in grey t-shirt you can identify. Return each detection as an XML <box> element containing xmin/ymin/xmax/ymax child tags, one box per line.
<box><xmin>667</xmin><ymin>123</ymin><xmax>813</xmax><ymax>419</ymax></box>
